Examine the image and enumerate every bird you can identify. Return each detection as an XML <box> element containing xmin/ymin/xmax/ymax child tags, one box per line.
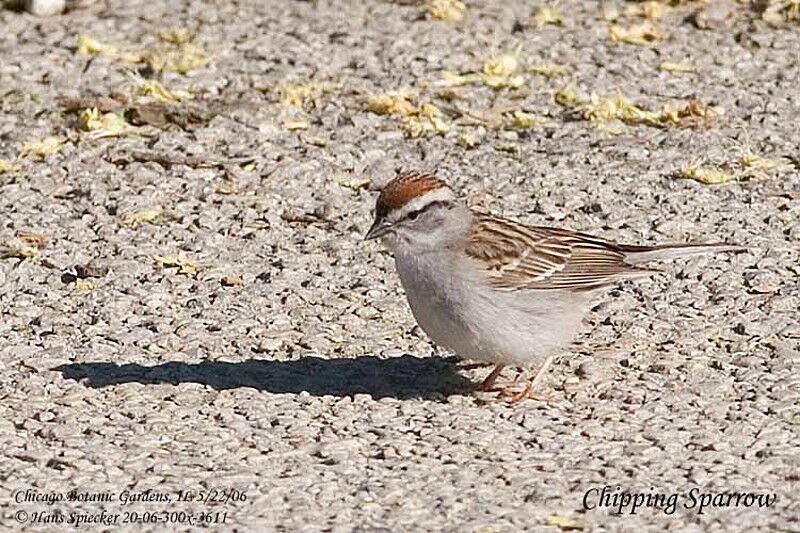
<box><xmin>365</xmin><ymin>170</ymin><xmax>743</xmax><ymax>402</ymax></box>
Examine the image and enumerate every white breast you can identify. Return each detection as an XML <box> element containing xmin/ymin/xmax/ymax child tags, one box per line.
<box><xmin>393</xmin><ymin>250</ymin><xmax>593</xmax><ymax>367</ymax></box>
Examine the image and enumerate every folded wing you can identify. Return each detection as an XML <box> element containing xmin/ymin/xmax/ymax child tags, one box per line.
<box><xmin>465</xmin><ymin>212</ymin><xmax>655</xmax><ymax>291</ymax></box>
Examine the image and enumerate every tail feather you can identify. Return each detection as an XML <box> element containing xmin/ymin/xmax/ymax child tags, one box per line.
<box><xmin>618</xmin><ymin>243</ymin><xmax>746</xmax><ymax>264</ymax></box>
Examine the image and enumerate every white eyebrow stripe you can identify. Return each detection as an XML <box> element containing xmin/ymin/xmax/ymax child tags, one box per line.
<box><xmin>395</xmin><ymin>188</ymin><xmax>456</xmax><ymax>217</ymax></box>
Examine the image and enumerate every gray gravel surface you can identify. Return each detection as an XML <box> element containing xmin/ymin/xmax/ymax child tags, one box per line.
<box><xmin>1</xmin><ymin>1</ymin><xmax>799</xmax><ymax>531</ymax></box>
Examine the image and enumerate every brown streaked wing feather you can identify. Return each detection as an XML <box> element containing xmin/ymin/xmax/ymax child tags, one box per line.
<box><xmin>465</xmin><ymin>212</ymin><xmax>655</xmax><ymax>291</ymax></box>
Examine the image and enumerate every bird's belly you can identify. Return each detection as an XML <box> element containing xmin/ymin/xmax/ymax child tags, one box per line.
<box><xmin>399</xmin><ymin>259</ymin><xmax>588</xmax><ymax>366</ymax></box>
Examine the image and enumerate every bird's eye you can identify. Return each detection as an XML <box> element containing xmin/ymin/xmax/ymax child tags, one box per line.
<box><xmin>407</xmin><ymin>210</ymin><xmax>420</xmax><ymax>220</ymax></box>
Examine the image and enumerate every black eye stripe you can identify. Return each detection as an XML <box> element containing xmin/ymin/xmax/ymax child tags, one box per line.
<box><xmin>405</xmin><ymin>200</ymin><xmax>450</xmax><ymax>221</ymax></box>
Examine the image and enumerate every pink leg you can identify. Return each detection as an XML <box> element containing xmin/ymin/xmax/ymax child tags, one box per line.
<box><xmin>497</xmin><ymin>356</ymin><xmax>555</xmax><ymax>404</ymax></box>
<box><xmin>478</xmin><ymin>364</ymin><xmax>506</xmax><ymax>391</ymax></box>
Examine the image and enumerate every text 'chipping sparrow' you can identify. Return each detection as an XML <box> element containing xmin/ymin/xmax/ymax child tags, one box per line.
<box><xmin>366</xmin><ymin>171</ymin><xmax>743</xmax><ymax>402</ymax></box>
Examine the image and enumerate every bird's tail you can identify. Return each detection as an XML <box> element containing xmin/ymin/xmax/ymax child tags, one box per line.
<box><xmin>618</xmin><ymin>243</ymin><xmax>746</xmax><ymax>264</ymax></box>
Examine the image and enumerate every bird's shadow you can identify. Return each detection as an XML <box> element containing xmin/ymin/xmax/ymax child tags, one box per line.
<box><xmin>53</xmin><ymin>355</ymin><xmax>473</xmax><ymax>400</ymax></box>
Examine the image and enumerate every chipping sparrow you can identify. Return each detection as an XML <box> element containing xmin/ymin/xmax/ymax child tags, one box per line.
<box><xmin>366</xmin><ymin>171</ymin><xmax>743</xmax><ymax>402</ymax></box>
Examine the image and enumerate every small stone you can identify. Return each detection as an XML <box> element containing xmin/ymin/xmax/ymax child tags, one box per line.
<box><xmin>356</xmin><ymin>306</ymin><xmax>379</xmax><ymax>320</ymax></box>
<box><xmin>75</xmin><ymin>263</ymin><xmax>109</xmax><ymax>279</ymax></box>
<box><xmin>35</xmin><ymin>411</ymin><xmax>56</xmax><ymax>422</ymax></box>
<box><xmin>221</xmin><ymin>275</ymin><xmax>243</xmax><ymax>287</ymax></box>
<box><xmin>691</xmin><ymin>0</ymin><xmax>736</xmax><ymax>30</ymax></box>
<box><xmin>499</xmin><ymin>130</ymin><xmax>519</xmax><ymax>142</ymax></box>
<box><xmin>254</xmin><ymin>338</ymin><xmax>283</xmax><ymax>353</ymax></box>
<box><xmin>25</xmin><ymin>0</ymin><xmax>66</xmax><ymax>15</ymax></box>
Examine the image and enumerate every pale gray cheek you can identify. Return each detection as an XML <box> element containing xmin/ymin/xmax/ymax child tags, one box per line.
<box><xmin>429</xmin><ymin>216</ymin><xmax>446</xmax><ymax>230</ymax></box>
<box><xmin>380</xmin><ymin>231</ymin><xmax>406</xmax><ymax>251</ymax></box>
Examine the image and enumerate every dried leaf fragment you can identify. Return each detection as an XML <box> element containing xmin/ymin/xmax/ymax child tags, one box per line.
<box><xmin>368</xmin><ymin>91</ymin><xmax>417</xmax><ymax>116</ymax></box>
<box><xmin>122</xmin><ymin>207</ymin><xmax>164</xmax><ymax>227</ymax></box>
<box><xmin>545</xmin><ymin>513</ymin><xmax>585</xmax><ymax>531</ymax></box>
<box><xmin>557</xmin><ymin>90</ymin><xmax>721</xmax><ymax>129</ymax></box>
<box><xmin>659</xmin><ymin>61</ymin><xmax>696</xmax><ymax>73</ymax></box>
<box><xmin>368</xmin><ymin>91</ymin><xmax>447</xmax><ymax>136</ymax></box>
<box><xmin>21</xmin><ymin>137</ymin><xmax>64</xmax><ymax>159</ymax></box>
<box><xmin>737</xmin><ymin>151</ymin><xmax>791</xmax><ymax>180</ymax></box>
<box><xmin>74</xmin><ymin>280</ymin><xmax>96</xmax><ymax>292</ymax></box>
<box><xmin>680</xmin><ymin>163</ymin><xmax>736</xmax><ymax>185</ymax></box>
<box><xmin>16</xmin><ymin>231</ymin><xmax>49</xmax><ymax>249</ymax></box>
<box><xmin>436</xmin><ymin>71</ymin><xmax>484</xmax><ymax>87</ymax></box>
<box><xmin>509</xmin><ymin>110</ymin><xmax>543</xmax><ymax>129</ymax></box>
<box><xmin>76</xmin><ymin>33</ymin><xmax>209</xmax><ymax>73</ymax></box>
<box><xmin>483</xmin><ymin>50</ymin><xmax>520</xmax><ymax>78</ymax></box>
<box><xmin>436</xmin><ymin>48</ymin><xmax>526</xmax><ymax>90</ymax></box>
<box><xmin>154</xmin><ymin>251</ymin><xmax>200</xmax><ymax>276</ymax></box>
<box><xmin>609</xmin><ymin>22</ymin><xmax>664</xmax><ymax>45</ymax></box>
<box><xmin>277</xmin><ymin>83</ymin><xmax>316</xmax><ymax>108</ymax></box>
<box><xmin>526</xmin><ymin>62</ymin><xmax>567</xmax><ymax>78</ymax></box>
<box><xmin>1</xmin><ymin>244</ymin><xmax>38</xmax><ymax>259</ymax></box>
<box><xmin>405</xmin><ymin>103</ymin><xmax>448</xmax><ymax>136</ymax></box>
<box><xmin>584</xmin><ymin>93</ymin><xmax>656</xmax><ymax>125</ymax></box>
<box><xmin>336</xmin><ymin>174</ymin><xmax>371</xmax><ymax>191</ymax></box>
<box><xmin>79</xmin><ymin>107</ymin><xmax>137</xmax><ymax>139</ymax></box>
<box><xmin>138</xmin><ymin>80</ymin><xmax>192</xmax><ymax>104</ymax></box>
<box><xmin>282</xmin><ymin>118</ymin><xmax>311</xmax><ymax>131</ymax></box>
<box><xmin>0</xmin><ymin>158</ymin><xmax>14</xmax><ymax>173</ymax></box>
<box><xmin>77</xmin><ymin>34</ymin><xmax>119</xmax><ymax>57</ymax></box>
<box><xmin>457</xmin><ymin>133</ymin><xmax>481</xmax><ymax>148</ymax></box>
<box><xmin>532</xmin><ymin>5</ymin><xmax>564</xmax><ymax>27</ymax></box>
<box><xmin>158</xmin><ymin>27</ymin><xmax>196</xmax><ymax>44</ymax></box>
<box><xmin>554</xmin><ymin>86</ymin><xmax>581</xmax><ymax>107</ymax></box>
<box><xmin>481</xmin><ymin>49</ymin><xmax>525</xmax><ymax>88</ymax></box>
<box><xmin>216</xmin><ymin>182</ymin><xmax>239</xmax><ymax>195</ymax></box>
<box><xmin>624</xmin><ymin>1</ymin><xmax>666</xmax><ymax>20</ymax></box>
<box><xmin>76</xmin><ymin>34</ymin><xmax>141</xmax><ymax>63</ymax></box>
<box><xmin>658</xmin><ymin>100</ymin><xmax>723</xmax><ymax>126</ymax></box>
<box><xmin>271</xmin><ymin>80</ymin><xmax>339</xmax><ymax>109</ymax></box>
<box><xmin>141</xmin><ymin>43</ymin><xmax>210</xmax><ymax>74</ymax></box>
<box><xmin>427</xmin><ymin>0</ymin><xmax>466</xmax><ymax>22</ymax></box>
<box><xmin>680</xmin><ymin>147</ymin><xmax>789</xmax><ymax>185</ymax></box>
<box><xmin>739</xmin><ymin>153</ymin><xmax>788</xmax><ymax>172</ymax></box>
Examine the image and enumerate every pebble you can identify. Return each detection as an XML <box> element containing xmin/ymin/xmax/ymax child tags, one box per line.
<box><xmin>25</xmin><ymin>0</ymin><xmax>65</xmax><ymax>15</ymax></box>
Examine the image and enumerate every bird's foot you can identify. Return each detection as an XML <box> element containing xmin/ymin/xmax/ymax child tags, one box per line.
<box><xmin>476</xmin><ymin>363</ymin><xmax>506</xmax><ymax>392</ymax></box>
<box><xmin>492</xmin><ymin>356</ymin><xmax>556</xmax><ymax>405</ymax></box>
<box><xmin>494</xmin><ymin>383</ymin><xmax>556</xmax><ymax>405</ymax></box>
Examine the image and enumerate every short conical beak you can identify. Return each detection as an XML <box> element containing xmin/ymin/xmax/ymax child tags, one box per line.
<box><xmin>365</xmin><ymin>219</ymin><xmax>391</xmax><ymax>241</ymax></box>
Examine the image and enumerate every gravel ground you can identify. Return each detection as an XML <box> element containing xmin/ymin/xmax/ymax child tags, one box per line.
<box><xmin>1</xmin><ymin>1</ymin><xmax>799</xmax><ymax>531</ymax></box>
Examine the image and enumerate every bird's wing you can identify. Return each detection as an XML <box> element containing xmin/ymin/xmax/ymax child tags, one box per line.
<box><xmin>464</xmin><ymin>212</ymin><xmax>655</xmax><ymax>291</ymax></box>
